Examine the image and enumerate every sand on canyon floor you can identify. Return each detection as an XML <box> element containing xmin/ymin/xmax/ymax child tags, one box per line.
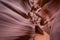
<box><xmin>35</xmin><ymin>31</ymin><xmax>50</xmax><ymax>40</ymax></box>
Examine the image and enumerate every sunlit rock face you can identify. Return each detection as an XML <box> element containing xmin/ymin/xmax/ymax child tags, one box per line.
<box><xmin>0</xmin><ymin>0</ymin><xmax>35</xmax><ymax>40</ymax></box>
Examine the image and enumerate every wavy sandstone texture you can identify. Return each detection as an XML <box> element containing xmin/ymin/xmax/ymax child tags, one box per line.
<box><xmin>0</xmin><ymin>0</ymin><xmax>35</xmax><ymax>40</ymax></box>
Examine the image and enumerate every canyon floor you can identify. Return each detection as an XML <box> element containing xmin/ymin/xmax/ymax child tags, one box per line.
<box><xmin>35</xmin><ymin>31</ymin><xmax>50</xmax><ymax>40</ymax></box>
